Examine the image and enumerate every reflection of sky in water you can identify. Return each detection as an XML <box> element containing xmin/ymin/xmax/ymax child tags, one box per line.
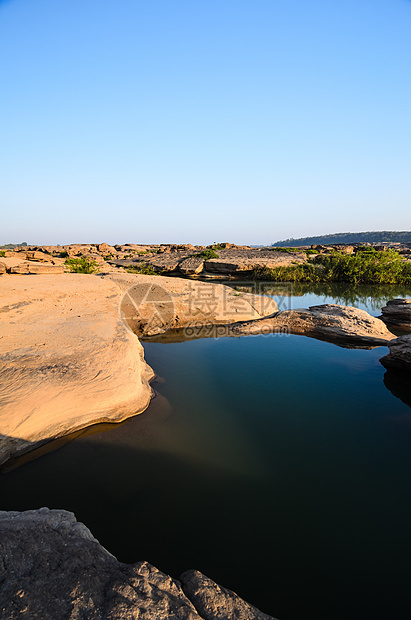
<box><xmin>226</xmin><ymin>281</ymin><xmax>411</xmax><ymax>316</ymax></box>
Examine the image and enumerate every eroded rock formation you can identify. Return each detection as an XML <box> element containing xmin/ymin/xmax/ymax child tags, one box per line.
<box><xmin>230</xmin><ymin>304</ymin><xmax>396</xmax><ymax>346</ymax></box>
<box><xmin>0</xmin><ymin>508</ymin><xmax>276</xmax><ymax>620</ymax></box>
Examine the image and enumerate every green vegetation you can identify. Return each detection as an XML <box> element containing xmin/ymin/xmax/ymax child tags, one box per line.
<box><xmin>211</xmin><ymin>243</ymin><xmax>226</xmax><ymax>251</ymax></box>
<box><xmin>196</xmin><ymin>249</ymin><xmax>219</xmax><ymax>260</ymax></box>
<box><xmin>271</xmin><ymin>231</ymin><xmax>411</xmax><ymax>247</ymax></box>
<box><xmin>269</xmin><ymin>246</ymin><xmax>318</xmax><ymax>256</ymax></box>
<box><xmin>0</xmin><ymin>251</ymin><xmax>6</xmax><ymax>257</ymax></box>
<box><xmin>59</xmin><ymin>250</ymin><xmax>69</xmax><ymax>258</ymax></box>
<box><xmin>254</xmin><ymin>250</ymin><xmax>411</xmax><ymax>285</ymax></box>
<box><xmin>64</xmin><ymin>257</ymin><xmax>99</xmax><ymax>274</ymax></box>
<box><xmin>126</xmin><ymin>263</ymin><xmax>157</xmax><ymax>275</ymax></box>
<box><xmin>268</xmin><ymin>247</ymin><xmax>301</xmax><ymax>254</ymax></box>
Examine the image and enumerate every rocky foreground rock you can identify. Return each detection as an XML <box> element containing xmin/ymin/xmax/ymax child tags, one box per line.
<box><xmin>0</xmin><ymin>508</ymin><xmax>276</xmax><ymax>620</ymax></box>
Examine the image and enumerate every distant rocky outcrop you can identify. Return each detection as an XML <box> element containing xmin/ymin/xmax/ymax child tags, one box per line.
<box><xmin>230</xmin><ymin>304</ymin><xmax>396</xmax><ymax>347</ymax></box>
<box><xmin>380</xmin><ymin>335</ymin><xmax>411</xmax><ymax>372</ymax></box>
<box><xmin>0</xmin><ymin>508</ymin><xmax>276</xmax><ymax>620</ymax></box>
<box><xmin>381</xmin><ymin>299</ymin><xmax>411</xmax><ymax>329</ymax></box>
<box><xmin>1</xmin><ymin>243</ymin><xmax>308</xmax><ymax>279</ymax></box>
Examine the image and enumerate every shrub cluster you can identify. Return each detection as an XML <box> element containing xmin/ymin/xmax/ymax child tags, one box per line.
<box><xmin>64</xmin><ymin>257</ymin><xmax>99</xmax><ymax>274</ymax></box>
<box><xmin>254</xmin><ymin>250</ymin><xmax>411</xmax><ymax>285</ymax></box>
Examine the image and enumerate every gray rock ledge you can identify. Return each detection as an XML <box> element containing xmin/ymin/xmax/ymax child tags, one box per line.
<box><xmin>380</xmin><ymin>335</ymin><xmax>411</xmax><ymax>372</ymax></box>
<box><xmin>381</xmin><ymin>298</ymin><xmax>411</xmax><ymax>329</ymax></box>
<box><xmin>0</xmin><ymin>508</ymin><xmax>277</xmax><ymax>620</ymax></box>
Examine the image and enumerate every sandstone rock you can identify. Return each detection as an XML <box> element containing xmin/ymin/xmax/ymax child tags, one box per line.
<box><xmin>97</xmin><ymin>242</ymin><xmax>116</xmax><ymax>254</ymax></box>
<box><xmin>137</xmin><ymin>251</ymin><xmax>192</xmax><ymax>273</ymax></box>
<box><xmin>0</xmin><ymin>508</ymin><xmax>275</xmax><ymax>620</ymax></box>
<box><xmin>0</xmin><ymin>275</ymin><xmax>154</xmax><ymax>466</ymax></box>
<box><xmin>25</xmin><ymin>250</ymin><xmax>53</xmax><ymax>262</ymax></box>
<box><xmin>181</xmin><ymin>570</ymin><xmax>276</xmax><ymax>620</ymax></box>
<box><xmin>0</xmin><ymin>262</ymin><xmax>6</xmax><ymax>275</ymax></box>
<box><xmin>179</xmin><ymin>255</ymin><xmax>205</xmax><ymax>275</ymax></box>
<box><xmin>380</xmin><ymin>335</ymin><xmax>411</xmax><ymax>372</ymax></box>
<box><xmin>204</xmin><ymin>249</ymin><xmax>306</xmax><ymax>274</ymax></box>
<box><xmin>0</xmin><ymin>256</ymin><xmax>25</xmax><ymax>267</ymax></box>
<box><xmin>381</xmin><ymin>299</ymin><xmax>411</xmax><ymax>328</ymax></box>
<box><xmin>231</xmin><ymin>304</ymin><xmax>396</xmax><ymax>346</ymax></box>
<box><xmin>9</xmin><ymin>262</ymin><xmax>65</xmax><ymax>274</ymax></box>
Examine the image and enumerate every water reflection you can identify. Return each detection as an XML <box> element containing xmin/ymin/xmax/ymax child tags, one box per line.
<box><xmin>225</xmin><ymin>280</ymin><xmax>411</xmax><ymax>316</ymax></box>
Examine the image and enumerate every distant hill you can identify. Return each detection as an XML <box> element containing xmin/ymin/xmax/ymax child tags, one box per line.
<box><xmin>271</xmin><ymin>231</ymin><xmax>411</xmax><ymax>247</ymax></box>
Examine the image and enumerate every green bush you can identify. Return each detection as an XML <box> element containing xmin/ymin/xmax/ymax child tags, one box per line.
<box><xmin>196</xmin><ymin>249</ymin><xmax>219</xmax><ymax>260</ymax></box>
<box><xmin>253</xmin><ymin>250</ymin><xmax>411</xmax><ymax>285</ymax></box>
<box><xmin>126</xmin><ymin>263</ymin><xmax>157</xmax><ymax>275</ymax></box>
<box><xmin>0</xmin><ymin>250</ymin><xmax>6</xmax><ymax>257</ymax></box>
<box><xmin>64</xmin><ymin>257</ymin><xmax>99</xmax><ymax>274</ymax></box>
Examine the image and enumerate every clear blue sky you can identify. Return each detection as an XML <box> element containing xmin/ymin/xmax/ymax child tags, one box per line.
<box><xmin>1</xmin><ymin>0</ymin><xmax>410</xmax><ymax>245</ymax></box>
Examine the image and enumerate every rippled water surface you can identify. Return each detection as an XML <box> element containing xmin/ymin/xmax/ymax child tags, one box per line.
<box><xmin>1</xmin><ymin>284</ymin><xmax>411</xmax><ymax>620</ymax></box>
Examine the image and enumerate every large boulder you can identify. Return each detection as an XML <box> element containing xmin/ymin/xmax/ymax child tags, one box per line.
<box><xmin>0</xmin><ymin>508</ymin><xmax>276</xmax><ymax>620</ymax></box>
<box><xmin>380</xmin><ymin>335</ymin><xmax>411</xmax><ymax>372</ymax></box>
<box><xmin>24</xmin><ymin>250</ymin><xmax>53</xmax><ymax>262</ymax></box>
<box><xmin>97</xmin><ymin>242</ymin><xmax>116</xmax><ymax>254</ymax></box>
<box><xmin>381</xmin><ymin>299</ymin><xmax>411</xmax><ymax>329</ymax></box>
<box><xmin>179</xmin><ymin>255</ymin><xmax>205</xmax><ymax>275</ymax></box>
<box><xmin>0</xmin><ymin>275</ymin><xmax>154</xmax><ymax>466</ymax></box>
<box><xmin>231</xmin><ymin>304</ymin><xmax>396</xmax><ymax>346</ymax></box>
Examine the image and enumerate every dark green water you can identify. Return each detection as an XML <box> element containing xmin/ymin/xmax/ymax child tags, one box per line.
<box><xmin>1</xmin><ymin>284</ymin><xmax>411</xmax><ymax>619</ymax></box>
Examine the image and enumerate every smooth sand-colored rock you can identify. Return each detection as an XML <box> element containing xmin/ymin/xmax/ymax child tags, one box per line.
<box><xmin>0</xmin><ymin>274</ymin><xmax>154</xmax><ymax>466</ymax></box>
<box><xmin>0</xmin><ymin>508</ymin><xmax>276</xmax><ymax>619</ymax></box>
<box><xmin>230</xmin><ymin>303</ymin><xmax>396</xmax><ymax>346</ymax></box>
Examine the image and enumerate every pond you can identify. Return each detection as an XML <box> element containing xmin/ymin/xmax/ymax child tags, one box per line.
<box><xmin>1</xmin><ymin>283</ymin><xmax>411</xmax><ymax>620</ymax></box>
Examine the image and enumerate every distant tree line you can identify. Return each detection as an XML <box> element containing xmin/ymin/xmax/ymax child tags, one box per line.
<box><xmin>271</xmin><ymin>231</ymin><xmax>411</xmax><ymax>247</ymax></box>
<box><xmin>0</xmin><ymin>242</ymin><xmax>28</xmax><ymax>249</ymax></box>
